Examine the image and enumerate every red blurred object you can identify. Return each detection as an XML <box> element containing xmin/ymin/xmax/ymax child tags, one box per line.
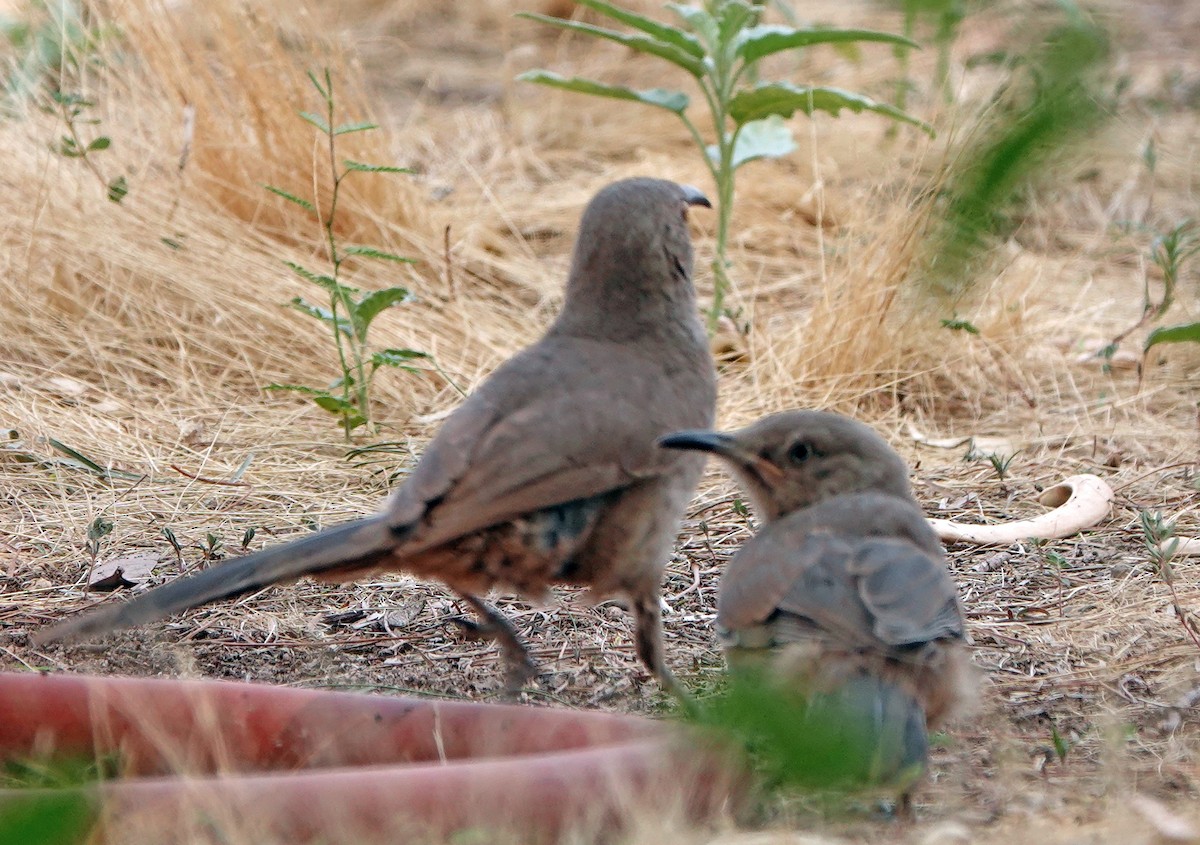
<box><xmin>0</xmin><ymin>672</ymin><xmax>745</xmax><ymax>843</ymax></box>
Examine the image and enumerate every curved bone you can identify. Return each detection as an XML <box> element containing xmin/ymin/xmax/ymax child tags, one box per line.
<box><xmin>929</xmin><ymin>474</ymin><xmax>1114</xmax><ymax>545</ymax></box>
<box><xmin>1162</xmin><ymin>538</ymin><xmax>1200</xmax><ymax>557</ymax></box>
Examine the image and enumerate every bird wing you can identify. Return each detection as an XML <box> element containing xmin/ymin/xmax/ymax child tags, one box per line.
<box><xmin>386</xmin><ymin>335</ymin><xmax>713</xmax><ymax>554</ymax></box>
<box><xmin>717</xmin><ymin>497</ymin><xmax>963</xmax><ymax>653</ymax></box>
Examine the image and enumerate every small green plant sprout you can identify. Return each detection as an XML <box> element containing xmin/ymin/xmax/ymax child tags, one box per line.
<box><xmin>1142</xmin><ymin>220</ymin><xmax>1200</xmax><ymax>358</ymax></box>
<box><xmin>160</xmin><ymin>525</ymin><xmax>184</xmax><ymax>571</ymax></box>
<box><xmin>1139</xmin><ymin>509</ymin><xmax>1200</xmax><ymax>651</ymax></box>
<box><xmin>984</xmin><ymin>451</ymin><xmax>1017</xmax><ymax>481</ymax></box>
<box><xmin>198</xmin><ymin>532</ymin><xmax>224</xmax><ymax>563</ymax></box>
<box><xmin>82</xmin><ymin>515</ymin><xmax>113</xmax><ymax>595</ymax></box>
<box><xmin>264</xmin><ymin>68</ymin><xmax>428</xmax><ymax>440</ymax></box>
<box><xmin>46</xmin><ymin>90</ymin><xmax>127</xmax><ymax>202</ymax></box>
<box><xmin>240</xmin><ymin>526</ymin><xmax>257</xmax><ymax>550</ymax></box>
<box><xmin>939</xmin><ymin>315</ymin><xmax>978</xmax><ymax>333</ymax></box>
<box><xmin>517</xmin><ymin>0</ymin><xmax>930</xmax><ymax>330</ymax></box>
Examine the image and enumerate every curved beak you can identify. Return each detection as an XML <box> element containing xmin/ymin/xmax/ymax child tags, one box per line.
<box><xmin>658</xmin><ymin>429</ymin><xmax>784</xmax><ymax>482</ymax></box>
<box><xmin>679</xmin><ymin>184</ymin><xmax>712</xmax><ymax>209</ymax></box>
<box><xmin>658</xmin><ymin>430</ymin><xmax>736</xmax><ymax>455</ymax></box>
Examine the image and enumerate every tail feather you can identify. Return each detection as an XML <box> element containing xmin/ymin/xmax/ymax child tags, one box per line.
<box><xmin>32</xmin><ymin>516</ymin><xmax>395</xmax><ymax>645</ymax></box>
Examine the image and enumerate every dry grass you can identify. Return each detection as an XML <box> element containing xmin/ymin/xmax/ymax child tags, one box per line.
<box><xmin>1</xmin><ymin>0</ymin><xmax>1200</xmax><ymax>842</ymax></box>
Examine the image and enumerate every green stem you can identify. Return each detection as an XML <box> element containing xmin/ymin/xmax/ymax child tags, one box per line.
<box><xmin>319</xmin><ymin>72</ymin><xmax>370</xmax><ymax>438</ymax></box>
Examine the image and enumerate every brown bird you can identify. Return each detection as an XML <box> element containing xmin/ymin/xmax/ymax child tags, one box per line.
<box><xmin>35</xmin><ymin>177</ymin><xmax>717</xmax><ymax>699</ymax></box>
<box><xmin>660</xmin><ymin>411</ymin><xmax>972</xmax><ymax>807</ymax></box>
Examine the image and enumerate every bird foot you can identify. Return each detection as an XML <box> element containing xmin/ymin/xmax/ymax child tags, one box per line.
<box><xmin>449</xmin><ymin>596</ymin><xmax>540</xmax><ymax>698</ymax></box>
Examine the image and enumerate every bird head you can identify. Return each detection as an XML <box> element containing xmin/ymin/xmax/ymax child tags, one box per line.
<box><xmin>659</xmin><ymin>410</ymin><xmax>913</xmax><ymax>522</ymax></box>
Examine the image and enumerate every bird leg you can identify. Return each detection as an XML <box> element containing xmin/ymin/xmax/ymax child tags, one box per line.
<box><xmin>451</xmin><ymin>592</ymin><xmax>538</xmax><ymax>696</ymax></box>
<box><xmin>630</xmin><ymin>592</ymin><xmax>697</xmax><ymax>715</ymax></box>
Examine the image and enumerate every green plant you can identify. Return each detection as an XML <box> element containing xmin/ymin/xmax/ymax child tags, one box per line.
<box><xmin>920</xmin><ymin>4</ymin><xmax>1110</xmax><ymax>295</ymax></box>
<box><xmin>1143</xmin><ymin>220</ymin><xmax>1200</xmax><ymax>356</ymax></box>
<box><xmin>984</xmin><ymin>451</ymin><xmax>1017</xmax><ymax>481</ymax></box>
<box><xmin>1</xmin><ymin>0</ymin><xmax>108</xmax><ymax>103</ymax></box>
<box><xmin>1138</xmin><ymin>509</ymin><xmax>1200</xmax><ymax>651</ymax></box>
<box><xmin>889</xmin><ymin>0</ymin><xmax>973</xmax><ymax>110</ymax></box>
<box><xmin>1102</xmin><ymin>219</ymin><xmax>1200</xmax><ymax>364</ymax></box>
<box><xmin>517</xmin><ymin>0</ymin><xmax>928</xmax><ymax>329</ymax></box>
<box><xmin>46</xmin><ymin>90</ymin><xmax>127</xmax><ymax>202</ymax></box>
<box><xmin>82</xmin><ymin>515</ymin><xmax>113</xmax><ymax>594</ymax></box>
<box><xmin>265</xmin><ymin>69</ymin><xmax>428</xmax><ymax>439</ymax></box>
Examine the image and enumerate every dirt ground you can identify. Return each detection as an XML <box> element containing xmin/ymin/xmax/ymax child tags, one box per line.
<box><xmin>1</xmin><ymin>0</ymin><xmax>1199</xmax><ymax>842</ymax></box>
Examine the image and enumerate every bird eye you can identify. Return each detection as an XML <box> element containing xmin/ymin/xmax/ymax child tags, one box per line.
<box><xmin>787</xmin><ymin>441</ymin><xmax>813</xmax><ymax>463</ymax></box>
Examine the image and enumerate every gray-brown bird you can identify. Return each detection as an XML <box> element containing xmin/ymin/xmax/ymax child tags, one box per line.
<box><xmin>660</xmin><ymin>411</ymin><xmax>972</xmax><ymax>806</ymax></box>
<box><xmin>35</xmin><ymin>177</ymin><xmax>717</xmax><ymax>699</ymax></box>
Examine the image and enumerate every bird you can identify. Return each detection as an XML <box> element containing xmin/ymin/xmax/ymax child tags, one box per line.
<box><xmin>34</xmin><ymin>177</ymin><xmax>718</xmax><ymax>700</ymax></box>
<box><xmin>659</xmin><ymin>410</ymin><xmax>972</xmax><ymax>810</ymax></box>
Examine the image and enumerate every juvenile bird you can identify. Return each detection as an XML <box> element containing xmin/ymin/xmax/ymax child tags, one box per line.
<box><xmin>36</xmin><ymin>177</ymin><xmax>717</xmax><ymax>699</ymax></box>
<box><xmin>660</xmin><ymin>411</ymin><xmax>972</xmax><ymax>807</ymax></box>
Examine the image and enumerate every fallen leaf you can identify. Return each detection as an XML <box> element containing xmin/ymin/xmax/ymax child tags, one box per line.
<box><xmin>89</xmin><ymin>552</ymin><xmax>161</xmax><ymax>591</ymax></box>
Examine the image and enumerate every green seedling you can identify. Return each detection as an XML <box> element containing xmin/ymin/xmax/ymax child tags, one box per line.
<box><xmin>1142</xmin><ymin>220</ymin><xmax>1200</xmax><ymax>357</ymax></box>
<box><xmin>46</xmin><ymin>90</ymin><xmax>127</xmax><ymax>202</ymax></box>
<box><xmin>265</xmin><ymin>68</ymin><xmax>428</xmax><ymax>439</ymax></box>
<box><xmin>161</xmin><ymin>525</ymin><xmax>184</xmax><ymax>571</ymax></box>
<box><xmin>1139</xmin><ymin>509</ymin><xmax>1200</xmax><ymax>651</ymax></box>
<box><xmin>984</xmin><ymin>451</ymin><xmax>1017</xmax><ymax>480</ymax></box>
<box><xmin>82</xmin><ymin>515</ymin><xmax>112</xmax><ymax>594</ymax></box>
<box><xmin>518</xmin><ymin>0</ymin><xmax>929</xmax><ymax>330</ymax></box>
<box><xmin>198</xmin><ymin>532</ymin><xmax>223</xmax><ymax>563</ymax></box>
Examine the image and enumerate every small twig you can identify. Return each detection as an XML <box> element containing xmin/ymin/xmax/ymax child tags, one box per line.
<box><xmin>169</xmin><ymin>464</ymin><xmax>252</xmax><ymax>486</ymax></box>
<box><xmin>444</xmin><ymin>224</ymin><xmax>456</xmax><ymax>301</ymax></box>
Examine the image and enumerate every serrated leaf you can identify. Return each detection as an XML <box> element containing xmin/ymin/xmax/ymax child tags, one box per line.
<box><xmin>665</xmin><ymin>3</ymin><xmax>719</xmax><ymax>51</ymax></box>
<box><xmin>352</xmin><ymin>288</ymin><xmax>413</xmax><ymax>341</ymax></box>
<box><xmin>728</xmin><ymin>82</ymin><xmax>932</xmax><ymax>135</ymax></box>
<box><xmin>716</xmin><ymin>0</ymin><xmax>757</xmax><ymax>45</ymax></box>
<box><xmin>333</xmin><ymin>121</ymin><xmax>378</xmax><ymax>136</ymax></box>
<box><xmin>87</xmin><ymin>136</ymin><xmax>110</xmax><ymax>151</ymax></box>
<box><xmin>571</xmin><ymin>0</ymin><xmax>704</xmax><ymax>58</ymax></box>
<box><xmin>516</xmin><ymin>13</ymin><xmax>704</xmax><ymax>77</ymax></box>
<box><xmin>718</xmin><ymin>115</ymin><xmax>797</xmax><ymax>169</ymax></box>
<box><xmin>343</xmin><ymin>159</ymin><xmax>414</xmax><ymax>174</ymax></box>
<box><xmin>517</xmin><ymin>70</ymin><xmax>689</xmax><ymax>114</ymax></box>
<box><xmin>299</xmin><ymin>110</ymin><xmax>330</xmax><ymax>133</ymax></box>
<box><xmin>734</xmin><ymin>25</ymin><xmax>919</xmax><ymax>65</ymax></box>
<box><xmin>342</xmin><ymin>245</ymin><xmax>417</xmax><ymax>264</ymax></box>
<box><xmin>265</xmin><ymin>185</ymin><xmax>315</xmax><ymax>211</ymax></box>
<box><xmin>1144</xmin><ymin>322</ymin><xmax>1200</xmax><ymax>351</ymax></box>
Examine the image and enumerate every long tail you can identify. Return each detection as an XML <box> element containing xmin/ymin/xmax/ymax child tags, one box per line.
<box><xmin>32</xmin><ymin>515</ymin><xmax>396</xmax><ymax>645</ymax></box>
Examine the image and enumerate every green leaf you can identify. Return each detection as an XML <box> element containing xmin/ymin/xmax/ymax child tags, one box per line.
<box><xmin>734</xmin><ymin>25</ymin><xmax>920</xmax><ymax>65</ymax></box>
<box><xmin>940</xmin><ymin>317</ymin><xmax>980</xmax><ymax>333</ymax></box>
<box><xmin>298</xmin><ymin>110</ymin><xmax>330</xmax><ymax>134</ymax></box>
<box><xmin>333</xmin><ymin>121</ymin><xmax>379</xmax><ymax>136</ymax></box>
<box><xmin>728</xmin><ymin>82</ymin><xmax>932</xmax><ymax>134</ymax></box>
<box><xmin>1144</xmin><ymin>322</ymin><xmax>1200</xmax><ymax>351</ymax></box>
<box><xmin>720</xmin><ymin>115</ymin><xmax>797</xmax><ymax>169</ymax></box>
<box><xmin>343</xmin><ymin>159</ymin><xmax>414</xmax><ymax>174</ymax></box>
<box><xmin>665</xmin><ymin>3</ymin><xmax>719</xmax><ymax>52</ymax></box>
<box><xmin>372</xmin><ymin>348</ymin><xmax>429</xmax><ymax>370</ymax></box>
<box><xmin>265</xmin><ymin>185</ymin><xmax>315</xmax><ymax>212</ymax></box>
<box><xmin>283</xmin><ymin>261</ymin><xmax>340</xmax><ymax>290</ymax></box>
<box><xmin>716</xmin><ymin>0</ymin><xmax>758</xmax><ymax>45</ymax></box>
<box><xmin>306</xmin><ymin>69</ymin><xmax>329</xmax><ymax>98</ymax></box>
<box><xmin>570</xmin><ymin>0</ymin><xmax>704</xmax><ymax>58</ymax></box>
<box><xmin>515</xmin><ymin>13</ymin><xmax>704</xmax><ymax>77</ymax></box>
<box><xmin>287</xmin><ymin>297</ymin><xmax>353</xmax><ymax>337</ymax></box>
<box><xmin>517</xmin><ymin>70</ymin><xmax>689</xmax><ymax>114</ymax></box>
<box><xmin>46</xmin><ymin>438</ymin><xmax>142</xmax><ymax>481</ymax></box>
<box><xmin>342</xmin><ymin>245</ymin><xmax>417</xmax><ymax>263</ymax></box>
<box><xmin>87</xmin><ymin>136</ymin><xmax>110</xmax><ymax>151</ymax></box>
<box><xmin>352</xmin><ymin>287</ymin><xmax>413</xmax><ymax>341</ymax></box>
<box><xmin>264</xmin><ymin>385</ymin><xmax>366</xmax><ymax>429</ymax></box>
<box><xmin>106</xmin><ymin>175</ymin><xmax>128</xmax><ymax>204</ymax></box>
